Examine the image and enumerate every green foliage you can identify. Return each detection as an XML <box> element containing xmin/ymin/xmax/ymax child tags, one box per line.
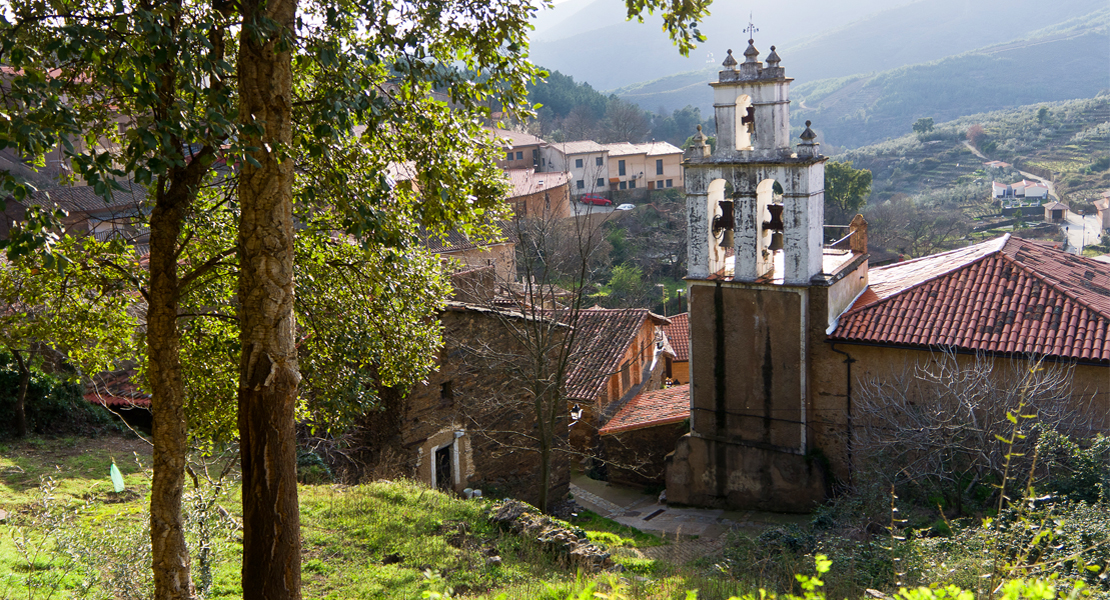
<box><xmin>913</xmin><ymin>118</ymin><xmax>936</xmax><ymax>135</ymax></box>
<box><xmin>823</xmin><ymin>160</ymin><xmax>873</xmax><ymax>224</ymax></box>
<box><xmin>0</xmin><ymin>353</ymin><xmax>112</xmax><ymax>439</ymax></box>
<box><xmin>1036</xmin><ymin>431</ymin><xmax>1110</xmax><ymax>504</ymax></box>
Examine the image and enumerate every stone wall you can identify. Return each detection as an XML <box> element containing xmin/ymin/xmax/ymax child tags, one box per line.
<box><xmin>603</xmin><ymin>421</ymin><xmax>688</xmax><ymax>488</ymax></box>
<box><xmin>361</xmin><ymin>306</ymin><xmax>569</xmax><ymax>508</ymax></box>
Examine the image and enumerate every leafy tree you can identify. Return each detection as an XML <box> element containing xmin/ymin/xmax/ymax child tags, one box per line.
<box><xmin>824</xmin><ymin>160</ymin><xmax>873</xmax><ymax>225</ymax></box>
<box><xmin>0</xmin><ymin>237</ymin><xmax>137</xmax><ymax>438</ymax></box>
<box><xmin>966</xmin><ymin>123</ymin><xmax>986</xmax><ymax>148</ymax></box>
<box><xmin>1</xmin><ymin>0</ymin><xmax>712</xmax><ymax>597</ymax></box>
<box><xmin>913</xmin><ymin>117</ymin><xmax>935</xmax><ymax>135</ymax></box>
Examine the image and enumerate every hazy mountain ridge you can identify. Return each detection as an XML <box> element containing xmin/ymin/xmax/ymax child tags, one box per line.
<box><xmin>796</xmin><ymin>15</ymin><xmax>1110</xmax><ymax>147</ymax></box>
<box><xmin>531</xmin><ymin>0</ymin><xmax>1104</xmax><ymax>96</ymax></box>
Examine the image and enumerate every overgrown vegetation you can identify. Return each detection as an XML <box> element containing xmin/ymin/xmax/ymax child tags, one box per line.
<box><xmin>0</xmin><ymin>353</ymin><xmax>116</xmax><ymax>440</ymax></box>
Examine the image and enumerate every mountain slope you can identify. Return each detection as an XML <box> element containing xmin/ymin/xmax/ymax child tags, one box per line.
<box><xmin>531</xmin><ymin>0</ymin><xmax>1104</xmax><ymax>94</ymax></box>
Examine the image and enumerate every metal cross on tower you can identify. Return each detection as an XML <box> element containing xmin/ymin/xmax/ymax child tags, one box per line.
<box><xmin>744</xmin><ymin>13</ymin><xmax>758</xmax><ymax>41</ymax></box>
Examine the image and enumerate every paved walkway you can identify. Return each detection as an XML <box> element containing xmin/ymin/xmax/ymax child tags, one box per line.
<box><xmin>570</xmin><ymin>474</ymin><xmax>808</xmax><ymax>564</ymax></box>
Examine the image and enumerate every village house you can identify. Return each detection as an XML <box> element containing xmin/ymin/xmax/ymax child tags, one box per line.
<box><xmin>993</xmin><ymin>179</ymin><xmax>1050</xmax><ymax>199</ymax></box>
<box><xmin>1094</xmin><ymin>190</ymin><xmax>1110</xmax><ymax>231</ymax></box>
<box><xmin>359</xmin><ymin>301</ymin><xmax>570</xmax><ymax>507</ymax></box>
<box><xmin>663</xmin><ymin>39</ymin><xmax>1110</xmax><ymax>513</ymax></box>
<box><xmin>489</xmin><ymin>128</ymin><xmax>546</xmax><ymax>170</ymax></box>
<box><xmin>2</xmin><ymin>184</ymin><xmax>148</xmax><ymax>245</ymax></box>
<box><xmin>599</xmin><ymin>383</ymin><xmax>689</xmax><ymax>487</ymax></box>
<box><xmin>504</xmin><ymin>168</ymin><xmax>571</xmax><ymax>220</ymax></box>
<box><xmin>562</xmin><ymin>307</ymin><xmax>672</xmax><ymax>453</ymax></box>
<box><xmin>420</xmin><ymin>226</ymin><xmax>517</xmax><ymax>283</ymax></box>
<box><xmin>602</xmin><ymin>141</ymin><xmax>684</xmax><ymax>195</ymax></box>
<box><xmin>540</xmin><ymin>141</ymin><xmax>610</xmax><ymax>199</ymax></box>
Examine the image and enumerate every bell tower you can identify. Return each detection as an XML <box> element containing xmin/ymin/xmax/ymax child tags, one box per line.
<box><xmin>668</xmin><ymin>39</ymin><xmax>868</xmax><ymax>513</ymax></box>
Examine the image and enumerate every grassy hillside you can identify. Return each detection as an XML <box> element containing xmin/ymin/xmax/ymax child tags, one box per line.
<box><xmin>0</xmin><ymin>435</ymin><xmax>747</xmax><ymax>599</ymax></box>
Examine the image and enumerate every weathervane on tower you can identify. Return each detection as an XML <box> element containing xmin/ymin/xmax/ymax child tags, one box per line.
<box><xmin>744</xmin><ymin>13</ymin><xmax>758</xmax><ymax>42</ymax></box>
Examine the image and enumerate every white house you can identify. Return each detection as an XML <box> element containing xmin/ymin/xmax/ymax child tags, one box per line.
<box><xmin>540</xmin><ymin>141</ymin><xmax>610</xmax><ymax>197</ymax></box>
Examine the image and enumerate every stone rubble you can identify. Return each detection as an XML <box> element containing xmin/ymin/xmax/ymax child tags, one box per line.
<box><xmin>488</xmin><ymin>499</ymin><xmax>613</xmax><ymax>572</ymax></box>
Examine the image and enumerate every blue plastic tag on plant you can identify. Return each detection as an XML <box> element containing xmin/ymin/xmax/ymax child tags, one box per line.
<box><xmin>110</xmin><ymin>461</ymin><xmax>125</xmax><ymax>493</ymax></box>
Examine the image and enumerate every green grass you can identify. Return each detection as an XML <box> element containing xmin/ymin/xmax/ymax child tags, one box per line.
<box><xmin>1</xmin><ymin>434</ymin><xmax>766</xmax><ymax>600</ymax></box>
<box><xmin>570</xmin><ymin>509</ymin><xmax>665</xmax><ymax>548</ymax></box>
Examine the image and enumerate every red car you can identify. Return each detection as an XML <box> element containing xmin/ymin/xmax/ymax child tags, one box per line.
<box><xmin>579</xmin><ymin>195</ymin><xmax>612</xmax><ymax>206</ymax></box>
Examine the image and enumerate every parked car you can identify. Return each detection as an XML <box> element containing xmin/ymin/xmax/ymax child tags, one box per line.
<box><xmin>579</xmin><ymin>195</ymin><xmax>612</xmax><ymax>206</ymax></box>
<box><xmin>615</xmin><ymin>203</ymin><xmax>635</xmax><ymax>211</ymax></box>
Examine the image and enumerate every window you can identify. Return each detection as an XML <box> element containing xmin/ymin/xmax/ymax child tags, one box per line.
<box><xmin>515</xmin><ymin>151</ymin><xmax>523</xmax><ymax>160</ymax></box>
<box><xmin>629</xmin><ymin>180</ymin><xmax>636</xmax><ymax>189</ymax></box>
<box><xmin>656</xmin><ymin>159</ymin><xmax>663</xmax><ymax>175</ymax></box>
<box><xmin>595</xmin><ymin>157</ymin><xmax>603</xmax><ymax>166</ymax></box>
<box><xmin>506</xmin><ymin>151</ymin><xmax>513</xmax><ymax>160</ymax></box>
<box><xmin>596</xmin><ymin>178</ymin><xmax>605</xmax><ymax>187</ymax></box>
<box><xmin>619</xmin><ymin>181</ymin><xmax>627</xmax><ymax>190</ymax></box>
<box><xmin>576</xmin><ymin>180</ymin><xmax>584</xmax><ymax>189</ymax></box>
<box><xmin>618</xmin><ymin>160</ymin><xmax>626</xmax><ymax>176</ymax></box>
<box><xmin>666</xmin><ymin>179</ymin><xmax>673</xmax><ymax>188</ymax></box>
<box><xmin>440</xmin><ymin>381</ymin><xmax>454</xmax><ymax>404</ymax></box>
<box><xmin>575</xmin><ymin>158</ymin><xmax>583</xmax><ymax>168</ymax></box>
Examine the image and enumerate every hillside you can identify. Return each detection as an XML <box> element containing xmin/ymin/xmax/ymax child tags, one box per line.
<box><xmin>836</xmin><ymin>96</ymin><xmax>1110</xmax><ymax>205</ymax></box>
<box><xmin>612</xmin><ymin>11</ymin><xmax>1110</xmax><ymax>147</ymax></box>
<box><xmin>794</xmin><ymin>14</ymin><xmax>1110</xmax><ymax>147</ymax></box>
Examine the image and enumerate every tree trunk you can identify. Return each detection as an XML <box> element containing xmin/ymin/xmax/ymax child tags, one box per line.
<box><xmin>237</xmin><ymin>0</ymin><xmax>301</xmax><ymax>597</ymax></box>
<box><xmin>148</xmin><ymin>181</ymin><xmax>197</xmax><ymax>600</ymax></box>
<box><xmin>11</xmin><ymin>348</ymin><xmax>28</xmax><ymax>438</ymax></box>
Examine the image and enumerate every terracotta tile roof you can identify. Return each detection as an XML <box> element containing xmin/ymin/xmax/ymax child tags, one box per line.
<box><xmin>25</xmin><ymin>182</ymin><xmax>146</xmax><ymax>213</ymax></box>
<box><xmin>486</xmin><ymin>127</ymin><xmax>546</xmax><ymax>148</ymax></box>
<box><xmin>548</xmin><ymin>140</ymin><xmax>606</xmax><ymax>155</ymax></box>
<box><xmin>505</xmin><ymin>168</ymin><xmax>569</xmax><ymax>199</ymax></box>
<box><xmin>84</xmin><ymin>370</ymin><xmax>150</xmax><ymax>409</ymax></box>
<box><xmin>421</xmin><ymin>223</ymin><xmax>510</xmax><ymax>253</ymax></box>
<box><xmin>554</xmin><ymin>307</ymin><xmax>668</xmax><ymax>402</ymax></box>
<box><xmin>831</xmin><ymin>235</ymin><xmax>1110</xmax><ymax>362</ymax></box>
<box><xmin>661</xmin><ymin>312</ymin><xmax>689</xmax><ymax>361</ymax></box>
<box><xmin>599</xmin><ymin>384</ymin><xmax>689</xmax><ymax>435</ymax></box>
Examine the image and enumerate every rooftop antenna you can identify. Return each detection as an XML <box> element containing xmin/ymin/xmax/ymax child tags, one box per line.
<box><xmin>744</xmin><ymin>13</ymin><xmax>758</xmax><ymax>41</ymax></box>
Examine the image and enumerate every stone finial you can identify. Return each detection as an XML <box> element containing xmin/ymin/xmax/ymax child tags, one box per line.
<box><xmin>800</xmin><ymin>120</ymin><xmax>817</xmax><ymax>142</ymax></box>
<box><xmin>686</xmin><ymin>124</ymin><xmax>711</xmax><ymax>159</ymax></box>
<box><xmin>797</xmin><ymin>120</ymin><xmax>820</xmax><ymax>158</ymax></box>
<box><xmin>722</xmin><ymin>49</ymin><xmax>737</xmax><ymax>69</ymax></box>
<box><xmin>765</xmin><ymin>45</ymin><xmax>781</xmax><ymax>66</ymax></box>
<box><xmin>743</xmin><ymin>39</ymin><xmax>759</xmax><ymax>62</ymax></box>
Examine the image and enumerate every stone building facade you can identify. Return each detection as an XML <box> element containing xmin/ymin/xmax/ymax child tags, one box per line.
<box><xmin>362</xmin><ymin>303</ymin><xmax>570</xmax><ymax>508</ymax></box>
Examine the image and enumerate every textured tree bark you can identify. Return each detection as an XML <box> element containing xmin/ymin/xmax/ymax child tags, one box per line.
<box><xmin>148</xmin><ymin>180</ymin><xmax>197</xmax><ymax>600</ymax></box>
<box><xmin>11</xmin><ymin>348</ymin><xmax>28</xmax><ymax>439</ymax></box>
<box><xmin>237</xmin><ymin>0</ymin><xmax>302</xmax><ymax>597</ymax></box>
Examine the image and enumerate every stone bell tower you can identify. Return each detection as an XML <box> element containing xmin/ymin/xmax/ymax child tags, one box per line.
<box><xmin>666</xmin><ymin>39</ymin><xmax>869</xmax><ymax>512</ymax></box>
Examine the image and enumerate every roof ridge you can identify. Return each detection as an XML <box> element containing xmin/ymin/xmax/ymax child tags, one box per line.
<box><xmin>841</xmin><ymin>236</ymin><xmax>1009</xmax><ymax>318</ymax></box>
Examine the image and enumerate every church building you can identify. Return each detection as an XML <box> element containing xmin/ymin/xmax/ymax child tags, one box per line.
<box><xmin>665</xmin><ymin>39</ymin><xmax>1110</xmax><ymax>512</ymax></box>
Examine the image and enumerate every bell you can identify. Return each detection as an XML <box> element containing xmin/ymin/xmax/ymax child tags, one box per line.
<box><xmin>769</xmin><ymin>232</ymin><xmax>784</xmax><ymax>251</ymax></box>
<box><xmin>765</xmin><ymin>204</ymin><xmax>785</xmax><ymax>232</ymax></box>
<box><xmin>720</xmin><ymin>229</ymin><xmax>734</xmax><ymax>249</ymax></box>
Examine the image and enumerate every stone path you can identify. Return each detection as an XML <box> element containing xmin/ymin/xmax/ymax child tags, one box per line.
<box><xmin>570</xmin><ymin>478</ymin><xmax>808</xmax><ymax>565</ymax></box>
